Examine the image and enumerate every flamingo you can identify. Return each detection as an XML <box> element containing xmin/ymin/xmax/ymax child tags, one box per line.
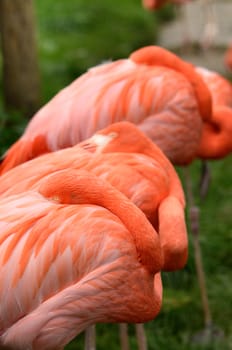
<box><xmin>0</xmin><ymin>122</ymin><xmax>188</xmax><ymax>273</ymax></box>
<box><xmin>0</xmin><ymin>45</ymin><xmax>214</xmax><ymax>173</ymax></box>
<box><xmin>0</xmin><ymin>169</ymin><xmax>163</xmax><ymax>350</ymax></box>
<box><xmin>224</xmin><ymin>44</ymin><xmax>232</xmax><ymax>72</ymax></box>
<box><xmin>0</xmin><ymin>122</ymin><xmax>188</xmax><ymax>350</ymax></box>
<box><xmin>129</xmin><ymin>47</ymin><xmax>232</xmax><ymax>160</ymax></box>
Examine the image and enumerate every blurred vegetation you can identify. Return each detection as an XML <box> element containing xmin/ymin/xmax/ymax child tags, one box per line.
<box><xmin>0</xmin><ymin>1</ymin><xmax>231</xmax><ymax>349</ymax></box>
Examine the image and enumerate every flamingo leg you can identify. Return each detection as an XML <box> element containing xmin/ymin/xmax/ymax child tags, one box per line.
<box><xmin>199</xmin><ymin>160</ymin><xmax>211</xmax><ymax>199</ymax></box>
<box><xmin>84</xmin><ymin>325</ymin><xmax>96</xmax><ymax>350</ymax></box>
<box><xmin>119</xmin><ymin>323</ymin><xmax>130</xmax><ymax>350</ymax></box>
<box><xmin>119</xmin><ymin>323</ymin><xmax>147</xmax><ymax>350</ymax></box>
<box><xmin>135</xmin><ymin>324</ymin><xmax>147</xmax><ymax>350</ymax></box>
<box><xmin>183</xmin><ymin>166</ymin><xmax>212</xmax><ymax>329</ymax></box>
<box><xmin>200</xmin><ymin>0</ymin><xmax>218</xmax><ymax>51</ymax></box>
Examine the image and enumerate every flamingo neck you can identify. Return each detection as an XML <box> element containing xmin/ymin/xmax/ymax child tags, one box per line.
<box><xmin>39</xmin><ymin>169</ymin><xmax>163</xmax><ymax>274</ymax></box>
<box><xmin>130</xmin><ymin>46</ymin><xmax>212</xmax><ymax>122</ymax></box>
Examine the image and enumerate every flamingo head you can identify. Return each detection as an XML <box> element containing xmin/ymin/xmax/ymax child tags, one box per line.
<box><xmin>78</xmin><ymin>122</ymin><xmax>157</xmax><ymax>155</ymax></box>
<box><xmin>197</xmin><ymin>106</ymin><xmax>232</xmax><ymax>159</ymax></box>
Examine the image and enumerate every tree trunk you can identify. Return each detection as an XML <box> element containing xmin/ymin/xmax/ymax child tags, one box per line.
<box><xmin>0</xmin><ymin>0</ymin><xmax>41</xmax><ymax>118</ymax></box>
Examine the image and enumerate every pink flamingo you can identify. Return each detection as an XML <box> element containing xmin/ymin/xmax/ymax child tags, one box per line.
<box><xmin>0</xmin><ymin>122</ymin><xmax>188</xmax><ymax>273</ymax></box>
<box><xmin>0</xmin><ymin>169</ymin><xmax>163</xmax><ymax>350</ymax></box>
<box><xmin>0</xmin><ymin>122</ymin><xmax>188</xmax><ymax>350</ymax></box>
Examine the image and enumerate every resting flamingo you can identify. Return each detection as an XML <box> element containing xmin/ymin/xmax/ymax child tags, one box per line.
<box><xmin>0</xmin><ymin>45</ymin><xmax>214</xmax><ymax>173</ymax></box>
<box><xmin>0</xmin><ymin>122</ymin><xmax>188</xmax><ymax>272</ymax></box>
<box><xmin>1</xmin><ymin>46</ymin><xmax>231</xmax><ymax>184</ymax></box>
<box><xmin>0</xmin><ymin>122</ymin><xmax>188</xmax><ymax>350</ymax></box>
<box><xmin>0</xmin><ymin>169</ymin><xmax>163</xmax><ymax>350</ymax></box>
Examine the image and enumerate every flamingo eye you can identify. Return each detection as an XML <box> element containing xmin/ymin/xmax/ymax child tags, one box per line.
<box><xmin>108</xmin><ymin>132</ymin><xmax>118</xmax><ymax>139</ymax></box>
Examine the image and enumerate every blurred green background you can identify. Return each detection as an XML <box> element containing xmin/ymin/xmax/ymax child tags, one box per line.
<box><xmin>0</xmin><ymin>1</ymin><xmax>231</xmax><ymax>349</ymax></box>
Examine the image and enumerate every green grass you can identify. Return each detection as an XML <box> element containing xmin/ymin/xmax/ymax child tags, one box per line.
<box><xmin>0</xmin><ymin>1</ymin><xmax>231</xmax><ymax>349</ymax></box>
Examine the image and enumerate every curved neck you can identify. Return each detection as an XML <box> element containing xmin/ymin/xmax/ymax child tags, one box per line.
<box><xmin>130</xmin><ymin>46</ymin><xmax>212</xmax><ymax>122</ymax></box>
<box><xmin>39</xmin><ymin>169</ymin><xmax>163</xmax><ymax>274</ymax></box>
<box><xmin>197</xmin><ymin>106</ymin><xmax>232</xmax><ymax>159</ymax></box>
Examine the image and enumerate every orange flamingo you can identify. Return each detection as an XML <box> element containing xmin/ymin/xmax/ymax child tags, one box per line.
<box><xmin>0</xmin><ymin>169</ymin><xmax>163</xmax><ymax>350</ymax></box>
<box><xmin>0</xmin><ymin>45</ymin><xmax>214</xmax><ymax>173</ymax></box>
<box><xmin>0</xmin><ymin>122</ymin><xmax>188</xmax><ymax>350</ymax></box>
<box><xmin>4</xmin><ymin>44</ymin><xmax>230</xmax><ymax>166</ymax></box>
<box><xmin>0</xmin><ymin>122</ymin><xmax>188</xmax><ymax>273</ymax></box>
<box><xmin>224</xmin><ymin>44</ymin><xmax>232</xmax><ymax>72</ymax></box>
